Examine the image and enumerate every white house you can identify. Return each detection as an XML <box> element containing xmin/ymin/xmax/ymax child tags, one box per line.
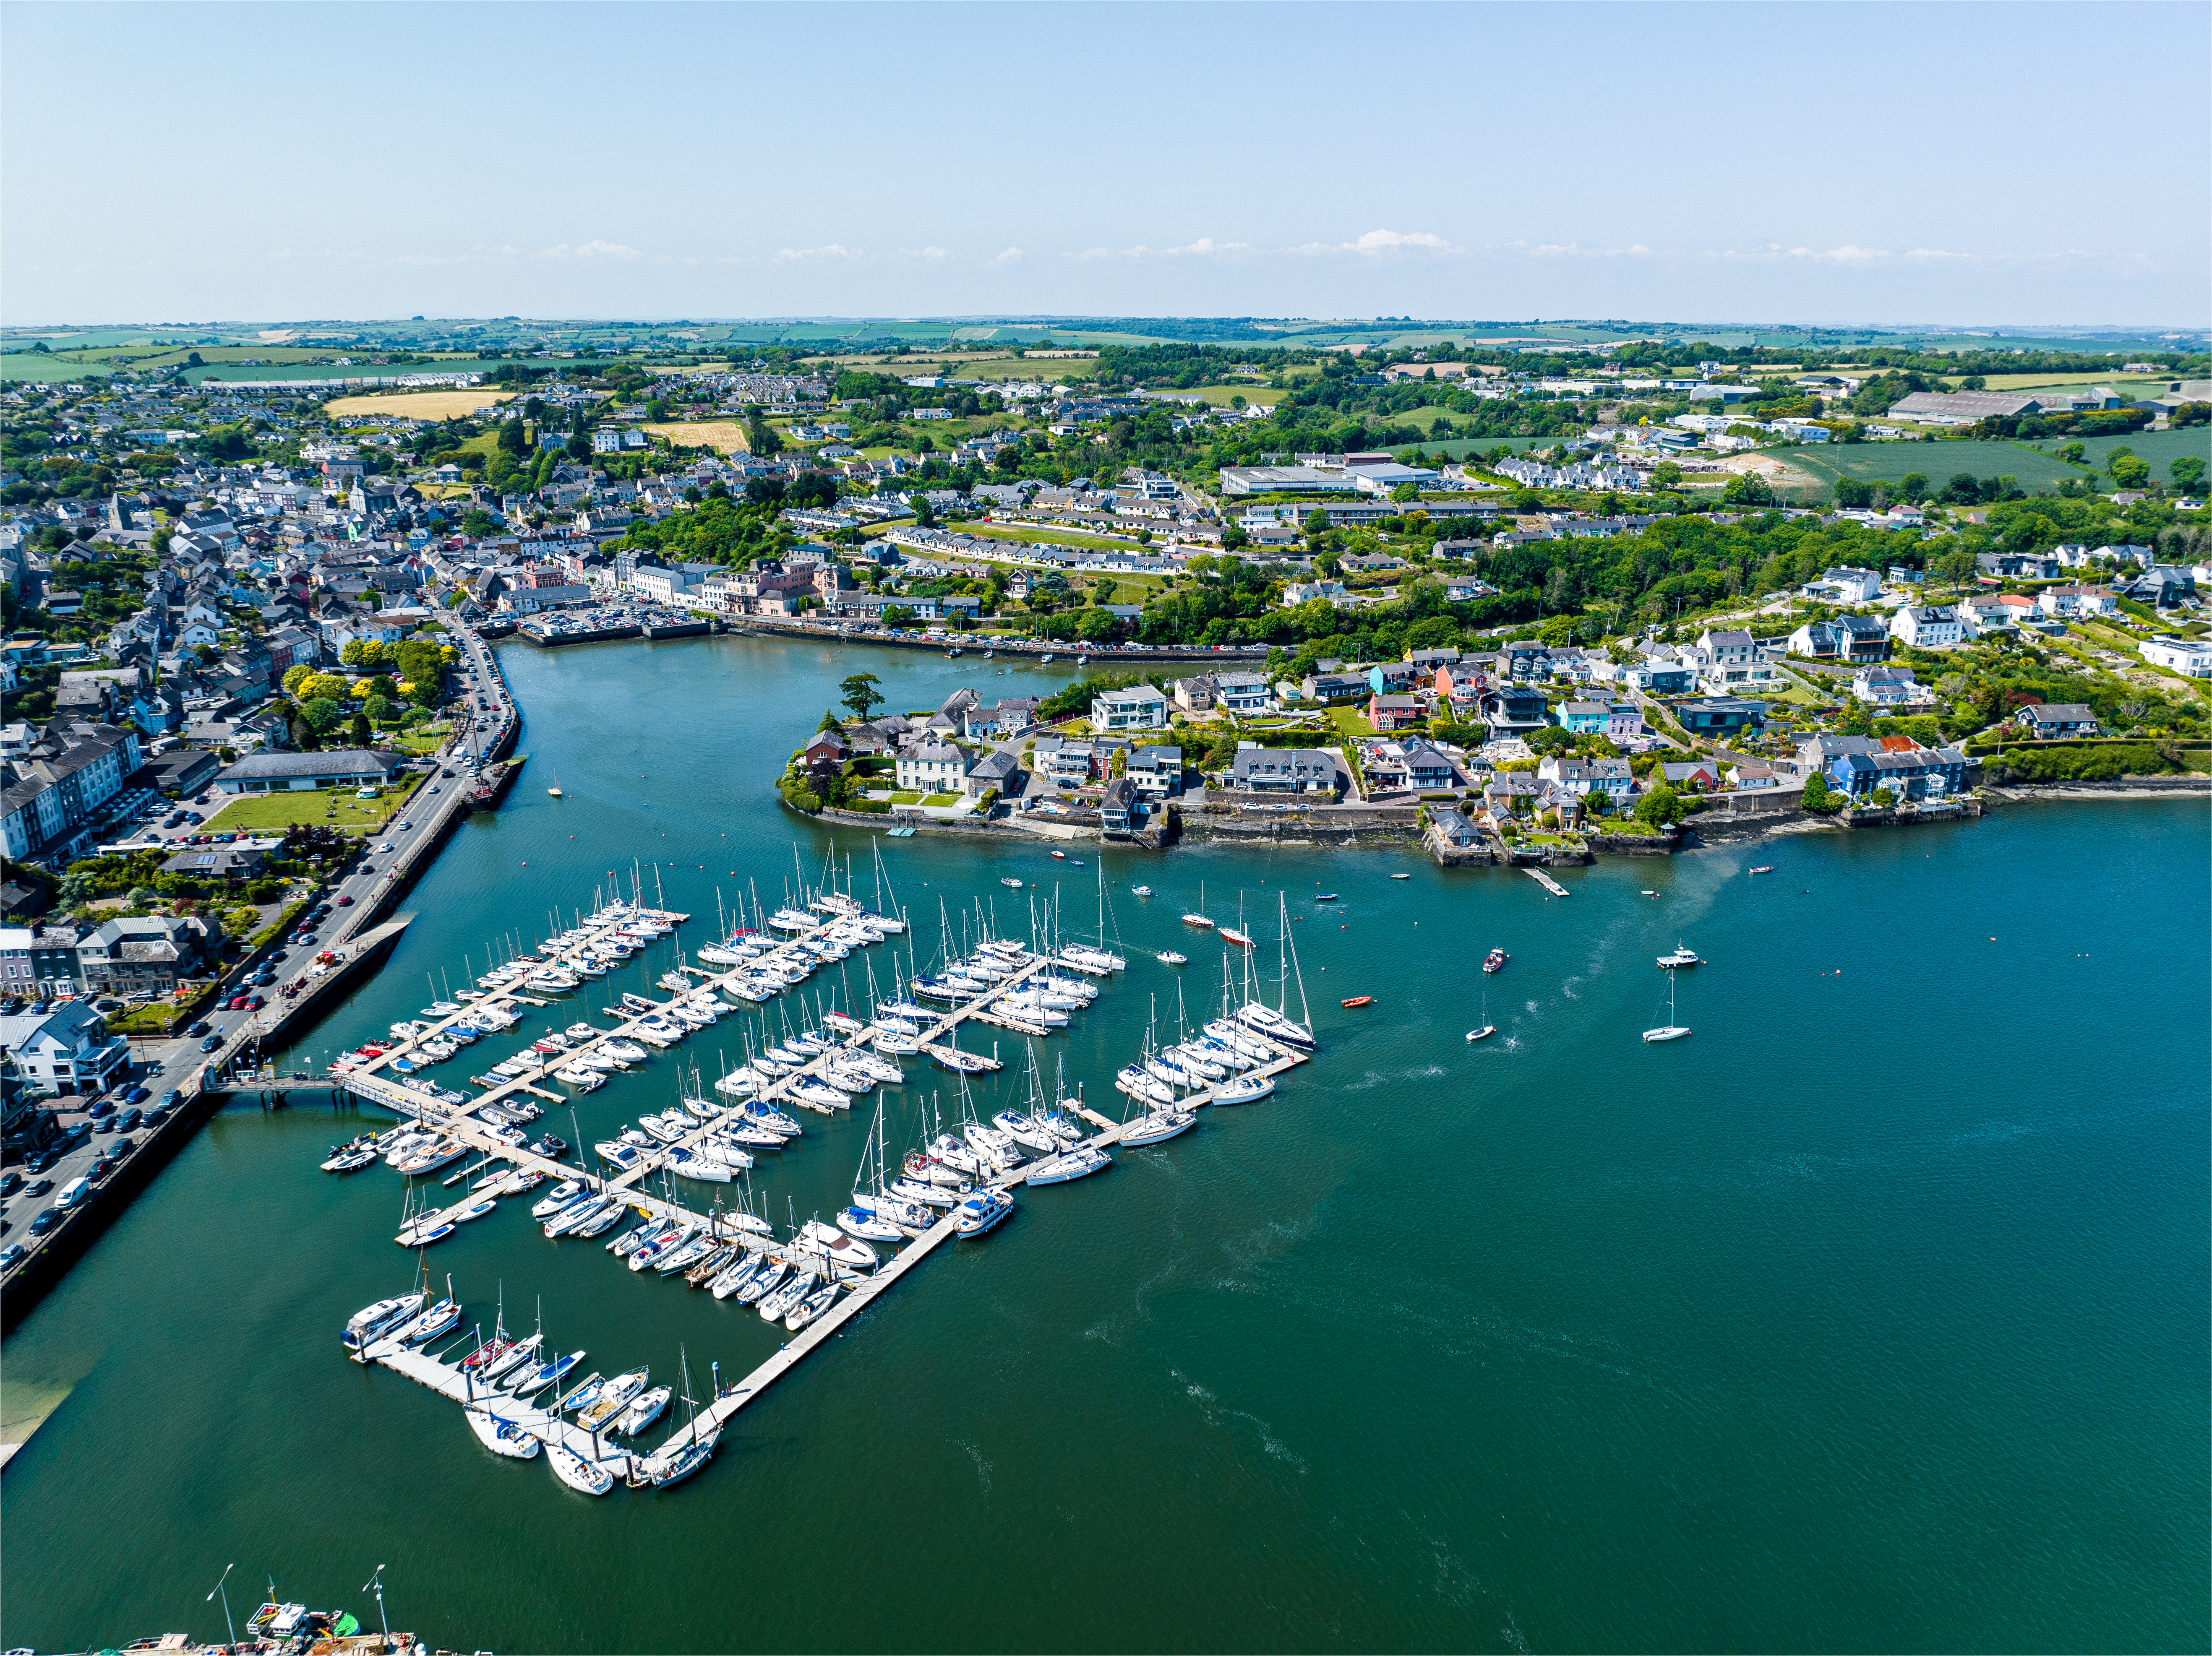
<box><xmin>1090</xmin><ymin>685</ymin><xmax>1170</xmax><ymax>731</ymax></box>
<box><xmin>0</xmin><ymin>1000</ymin><xmax>132</xmax><ymax>1097</ymax></box>
<box><xmin>1800</xmin><ymin>566</ymin><xmax>1882</xmax><ymax>603</ymax></box>
<box><xmin>1889</xmin><ymin>605</ymin><xmax>1964</xmax><ymax>648</ymax></box>
<box><xmin>1851</xmin><ymin>666</ymin><xmax>1922</xmax><ymax>706</ymax></box>
<box><xmin>2036</xmin><ymin>584</ymin><xmax>2118</xmax><ymax>619</ymax></box>
<box><xmin>2140</xmin><ymin>635</ymin><xmax>2212</xmax><ymax>677</ymax></box>
<box><xmin>895</xmin><ymin>740</ymin><xmax>969</xmax><ymax>794</ymax></box>
<box><xmin>1691</xmin><ymin>628</ymin><xmax>1776</xmax><ymax>693</ymax></box>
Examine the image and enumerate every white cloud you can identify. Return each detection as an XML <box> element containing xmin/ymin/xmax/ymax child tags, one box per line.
<box><xmin>535</xmin><ymin>239</ymin><xmax>647</xmax><ymax>260</ymax></box>
<box><xmin>989</xmin><ymin>247</ymin><xmax>1023</xmax><ymax>266</ymax></box>
<box><xmin>1073</xmin><ymin>237</ymin><xmax>1255</xmax><ymax>261</ymax></box>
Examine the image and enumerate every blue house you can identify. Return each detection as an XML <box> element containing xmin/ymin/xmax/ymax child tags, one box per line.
<box><xmin>1671</xmin><ymin>696</ymin><xmax>1767</xmax><ymax>739</ymax></box>
<box><xmin>1557</xmin><ymin>700</ymin><xmax>1612</xmax><ymax>734</ymax></box>
<box><xmin>1827</xmin><ymin>744</ymin><xmax>1969</xmax><ymax>801</ymax></box>
<box><xmin>1367</xmin><ymin>660</ymin><xmax>1423</xmax><ymax>695</ymax></box>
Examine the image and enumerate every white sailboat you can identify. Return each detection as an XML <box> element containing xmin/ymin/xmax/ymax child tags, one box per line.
<box><xmin>1642</xmin><ymin>971</ymin><xmax>1691</xmax><ymax>1043</ymax></box>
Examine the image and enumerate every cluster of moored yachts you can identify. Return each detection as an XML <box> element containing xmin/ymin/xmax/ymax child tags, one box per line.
<box><xmin>341</xmin><ymin>1291</ymin><xmax>713</xmax><ymax>1492</ymax></box>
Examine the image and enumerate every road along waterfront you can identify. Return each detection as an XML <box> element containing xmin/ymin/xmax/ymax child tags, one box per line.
<box><xmin>1</xmin><ymin>633</ymin><xmax>2204</xmax><ymax>1654</ymax></box>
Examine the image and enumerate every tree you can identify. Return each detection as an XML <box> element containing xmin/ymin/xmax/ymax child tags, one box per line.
<box><xmin>2108</xmin><ymin>453</ymin><xmax>2151</xmax><ymax>490</ymax></box>
<box><xmin>817</xmin><ymin>708</ymin><xmax>846</xmax><ymax>734</ymax></box>
<box><xmin>300</xmin><ymin>697</ymin><xmax>346</xmax><ymax>735</ymax></box>
<box><xmin>1801</xmin><ymin>771</ymin><xmax>1841</xmax><ymax>813</ymax></box>
<box><xmin>1634</xmin><ymin>784</ymin><xmax>1685</xmax><ymax>828</ymax></box>
<box><xmin>1834</xmin><ymin>477</ymin><xmax>1874</xmax><ymax>508</ymax></box>
<box><xmin>282</xmin><ymin>663</ymin><xmax>316</xmax><ymax>695</ymax></box>
<box><xmin>349</xmin><ymin>711</ymin><xmax>371</xmax><ymax>745</ymax></box>
<box><xmin>2171</xmin><ymin>455</ymin><xmax>2206</xmax><ymax>492</ymax></box>
<box><xmin>1651</xmin><ymin>462</ymin><xmax>1684</xmax><ymax>490</ymax></box>
<box><xmin>1941</xmin><ymin>471</ymin><xmax>1982</xmax><ymax>505</ymax></box>
<box><xmin>1722</xmin><ymin>471</ymin><xmax>1775</xmax><ymax>506</ymax></box>
<box><xmin>497</xmin><ymin>418</ymin><xmax>527</xmax><ymax>457</ymax></box>
<box><xmin>2057</xmin><ymin>441</ymin><xmax>2087</xmax><ymax>464</ymax></box>
<box><xmin>788</xmin><ymin>471</ymin><xmax>837</xmax><ymax>510</ymax></box>
<box><xmin>839</xmin><ymin>672</ymin><xmax>884</xmax><ymax>720</ymax></box>
<box><xmin>1303</xmin><ymin>508</ymin><xmax>1331</xmax><ymax>534</ymax></box>
<box><xmin>1931</xmin><ymin>547</ymin><xmax>1979</xmax><ymax>586</ymax></box>
<box><xmin>297</xmin><ymin>672</ymin><xmax>350</xmax><ymax>703</ymax></box>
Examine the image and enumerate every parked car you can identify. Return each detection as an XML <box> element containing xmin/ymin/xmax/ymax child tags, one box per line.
<box><xmin>24</xmin><ymin>1178</ymin><xmax>54</xmax><ymax>1199</ymax></box>
<box><xmin>122</xmin><ymin>1084</ymin><xmax>149</xmax><ymax>1104</ymax></box>
<box><xmin>54</xmin><ymin>1176</ymin><xmax>91</xmax><ymax>1209</ymax></box>
<box><xmin>0</xmin><ymin>1243</ymin><xmax>26</xmax><ymax>1269</ymax></box>
<box><xmin>200</xmin><ymin>1035</ymin><xmax>222</xmax><ymax>1052</ymax></box>
<box><xmin>226</xmin><ymin>995</ymin><xmax>247</xmax><ymax>1011</ymax></box>
<box><xmin>0</xmin><ymin>1170</ymin><xmax>20</xmax><ymax>1196</ymax></box>
<box><xmin>28</xmin><ymin>1211</ymin><xmax>60</xmax><ymax>1237</ymax></box>
<box><xmin>246</xmin><ymin>995</ymin><xmax>265</xmax><ymax>1010</ymax></box>
<box><xmin>86</xmin><ymin>1098</ymin><xmax>115</xmax><ymax>1120</ymax></box>
<box><xmin>159</xmin><ymin>1088</ymin><xmax>180</xmax><ymax>1109</ymax></box>
<box><xmin>118</xmin><ymin>1108</ymin><xmax>143</xmax><ymax>1132</ymax></box>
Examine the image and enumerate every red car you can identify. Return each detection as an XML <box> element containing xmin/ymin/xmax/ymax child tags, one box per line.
<box><xmin>335</xmin><ymin>895</ymin><xmax>354</xmax><ymax>906</ymax></box>
<box><xmin>246</xmin><ymin>994</ymin><xmax>266</xmax><ymax>1009</ymax></box>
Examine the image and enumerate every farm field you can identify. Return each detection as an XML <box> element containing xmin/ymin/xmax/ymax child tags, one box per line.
<box><xmin>325</xmin><ymin>391</ymin><xmax>518</xmax><ymax>420</ymax></box>
<box><xmin>643</xmin><ymin>421</ymin><xmax>749</xmax><ymax>453</ymax></box>
<box><xmin>919</xmin><ymin>521</ymin><xmax>1156</xmax><ymax>554</ymax></box>
<box><xmin>1784</xmin><ymin>440</ymin><xmax>2088</xmax><ymax>493</ymax></box>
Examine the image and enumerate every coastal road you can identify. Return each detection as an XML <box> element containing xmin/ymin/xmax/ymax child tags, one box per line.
<box><xmin>1</xmin><ymin>630</ymin><xmax>515</xmax><ymax>1283</ymax></box>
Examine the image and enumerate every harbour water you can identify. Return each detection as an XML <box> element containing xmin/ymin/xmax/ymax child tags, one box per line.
<box><xmin>3</xmin><ymin>635</ymin><xmax>2205</xmax><ymax>1653</ymax></box>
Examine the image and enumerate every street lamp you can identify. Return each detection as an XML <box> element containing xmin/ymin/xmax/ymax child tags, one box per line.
<box><xmin>361</xmin><ymin>1563</ymin><xmax>390</xmax><ymax>1642</ymax></box>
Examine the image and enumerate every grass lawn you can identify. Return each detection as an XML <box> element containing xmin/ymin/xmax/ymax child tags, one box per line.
<box><xmin>887</xmin><ymin>791</ymin><xmax>923</xmax><ymax>805</ymax></box>
<box><xmin>960</xmin><ymin>521</ymin><xmax>1159</xmax><ymax>553</ymax></box>
<box><xmin>1324</xmin><ymin>706</ymin><xmax>1376</xmax><ymax>737</ymax></box>
<box><xmin>204</xmin><ymin>781</ymin><xmax>419</xmax><ymax>838</ymax></box>
<box><xmin>920</xmin><ymin>792</ymin><xmax>964</xmax><ymax>807</ymax></box>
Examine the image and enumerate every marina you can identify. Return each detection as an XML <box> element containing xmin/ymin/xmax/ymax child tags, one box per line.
<box><xmin>326</xmin><ymin>850</ymin><xmax>1317</xmax><ymax>1496</ymax></box>
<box><xmin>4</xmin><ymin>630</ymin><xmax>2201</xmax><ymax>1656</ymax></box>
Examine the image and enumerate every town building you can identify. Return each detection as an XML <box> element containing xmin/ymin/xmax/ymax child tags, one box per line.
<box><xmin>1089</xmin><ymin>685</ymin><xmax>1170</xmax><ymax>732</ymax></box>
<box><xmin>0</xmin><ymin>1000</ymin><xmax>131</xmax><ymax>1097</ymax></box>
<box><xmin>214</xmin><ymin>749</ymin><xmax>409</xmax><ymax>794</ymax></box>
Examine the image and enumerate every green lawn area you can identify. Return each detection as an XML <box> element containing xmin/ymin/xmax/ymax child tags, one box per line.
<box><xmin>887</xmin><ymin>790</ymin><xmax>923</xmax><ymax>805</ymax></box>
<box><xmin>1323</xmin><ymin>705</ymin><xmax>1375</xmax><ymax>737</ymax></box>
<box><xmin>1784</xmin><ymin>427</ymin><xmax>2209</xmax><ymax>494</ymax></box>
<box><xmin>203</xmin><ymin>780</ymin><xmax>419</xmax><ymax>837</ymax></box>
<box><xmin>956</xmin><ymin>521</ymin><xmax>1157</xmax><ymax>553</ymax></box>
<box><xmin>920</xmin><ymin>792</ymin><xmax>963</xmax><ymax>807</ymax></box>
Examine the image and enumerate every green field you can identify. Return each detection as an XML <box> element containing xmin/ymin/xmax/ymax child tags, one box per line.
<box><xmin>203</xmin><ymin>780</ymin><xmax>419</xmax><ymax>837</ymax></box>
<box><xmin>946</xmin><ymin>521</ymin><xmax>1158</xmax><ymax>553</ymax></box>
<box><xmin>1784</xmin><ymin>426</ymin><xmax>2209</xmax><ymax>493</ymax></box>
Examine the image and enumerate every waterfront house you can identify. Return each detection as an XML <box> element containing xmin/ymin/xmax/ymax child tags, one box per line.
<box><xmin>1098</xmin><ymin>776</ymin><xmax>1142</xmax><ymax>836</ymax></box>
<box><xmin>1427</xmin><ymin>806</ymin><xmax>1481</xmax><ymax>850</ymax></box>
<box><xmin>1479</xmin><ymin>774</ymin><xmax>1540</xmax><ymax>823</ymax></box>
<box><xmin>1724</xmin><ymin>759</ymin><xmax>1782</xmax><ymax>789</ymax></box>
<box><xmin>960</xmin><ymin>698</ymin><xmax>1041</xmax><ymax>739</ymax></box>
<box><xmin>1125</xmin><ymin>745</ymin><xmax>1185</xmax><ymax>799</ymax></box>
<box><xmin>1228</xmin><ymin>748</ymin><xmax>1343</xmax><ymax>795</ymax></box>
<box><xmin>1825</xmin><ymin>742</ymin><xmax>1970</xmax><ymax>801</ymax></box>
<box><xmin>2013</xmin><ymin>703</ymin><xmax>2100</xmax><ymax>737</ymax></box>
<box><xmin>1557</xmin><ymin>700</ymin><xmax>1612</xmax><ymax>734</ymax></box>
<box><xmin>1038</xmin><ymin>740</ymin><xmax>1097</xmax><ymax>786</ymax></box>
<box><xmin>1656</xmin><ymin>759</ymin><xmax>1722</xmax><ymax>791</ymax></box>
<box><xmin>1089</xmin><ymin>685</ymin><xmax>1169</xmax><ymax>732</ymax></box>
<box><xmin>894</xmin><ymin>739</ymin><xmax>969</xmax><ymax>794</ymax></box>
<box><xmin>1538</xmin><ymin>754</ymin><xmax>1634</xmax><ymax>799</ymax></box>
<box><xmin>74</xmin><ymin>913</ymin><xmax>214</xmax><ymax>997</ymax></box>
<box><xmin>963</xmin><ymin>749</ymin><xmax>1020</xmax><ymax>802</ymax></box>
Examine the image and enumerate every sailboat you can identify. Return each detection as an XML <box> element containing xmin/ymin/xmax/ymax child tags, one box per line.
<box><xmin>1218</xmin><ymin>893</ymin><xmax>1256</xmax><ymax>951</ymax></box>
<box><xmin>1181</xmin><ymin>881</ymin><xmax>1215</xmax><ymax>930</ymax></box>
<box><xmin>1642</xmin><ymin>971</ymin><xmax>1691</xmax><ymax>1043</ymax></box>
<box><xmin>634</xmin><ymin>1348</ymin><xmax>717</xmax><ymax>1488</ymax></box>
<box><xmin>1466</xmin><ymin>982</ymin><xmax>1496</xmax><ymax>1042</ymax></box>
<box><xmin>548</xmin><ymin>767</ymin><xmax>564</xmax><ymax>799</ymax></box>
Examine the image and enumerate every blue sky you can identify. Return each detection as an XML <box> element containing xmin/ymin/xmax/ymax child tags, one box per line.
<box><xmin>4</xmin><ymin>2</ymin><xmax>2204</xmax><ymax>327</ymax></box>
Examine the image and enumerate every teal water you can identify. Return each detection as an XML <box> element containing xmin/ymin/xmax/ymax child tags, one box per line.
<box><xmin>4</xmin><ymin>636</ymin><xmax>2206</xmax><ymax>1654</ymax></box>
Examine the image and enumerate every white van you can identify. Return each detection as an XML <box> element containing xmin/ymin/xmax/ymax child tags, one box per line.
<box><xmin>54</xmin><ymin>1175</ymin><xmax>91</xmax><ymax>1210</ymax></box>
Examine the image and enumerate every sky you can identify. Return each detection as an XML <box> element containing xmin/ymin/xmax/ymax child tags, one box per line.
<box><xmin>3</xmin><ymin>1</ymin><xmax>2206</xmax><ymax>329</ymax></box>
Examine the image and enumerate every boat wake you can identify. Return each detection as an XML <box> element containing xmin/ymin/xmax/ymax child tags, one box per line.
<box><xmin>1171</xmin><ymin>1370</ymin><xmax>1307</xmax><ymax>1469</ymax></box>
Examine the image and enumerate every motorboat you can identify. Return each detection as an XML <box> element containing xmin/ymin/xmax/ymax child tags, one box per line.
<box><xmin>799</xmin><ymin>1219</ymin><xmax>878</xmax><ymax>1270</ymax></box>
<box><xmin>578</xmin><ymin>1370</ymin><xmax>650</xmax><ymax>1431</ymax></box>
<box><xmin>952</xmin><ymin>1187</ymin><xmax>1016</xmax><ymax>1237</ymax></box>
<box><xmin>1156</xmin><ymin>950</ymin><xmax>1188</xmax><ymax>966</ymax></box>
<box><xmin>342</xmin><ymin>1293</ymin><xmax>424</xmax><ymax>1351</ymax></box>
<box><xmin>1656</xmin><ymin>943</ymin><xmax>1702</xmax><ymax>970</ymax></box>
<box><xmin>531</xmin><ymin>1179</ymin><xmax>586</xmax><ymax>1219</ymax></box>
<box><xmin>594</xmin><ymin>1140</ymin><xmax>644</xmax><ymax>1172</ymax></box>
<box><xmin>1131</xmin><ymin>884</ymin><xmax>1153</xmax><ymax>897</ymax></box>
<box><xmin>511</xmin><ymin>1349</ymin><xmax>586</xmax><ymax>1396</ymax></box>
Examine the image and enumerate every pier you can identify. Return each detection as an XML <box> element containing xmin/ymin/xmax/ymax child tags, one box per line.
<box><xmin>339</xmin><ymin>885</ymin><xmax>1315</xmax><ymax>1492</ymax></box>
